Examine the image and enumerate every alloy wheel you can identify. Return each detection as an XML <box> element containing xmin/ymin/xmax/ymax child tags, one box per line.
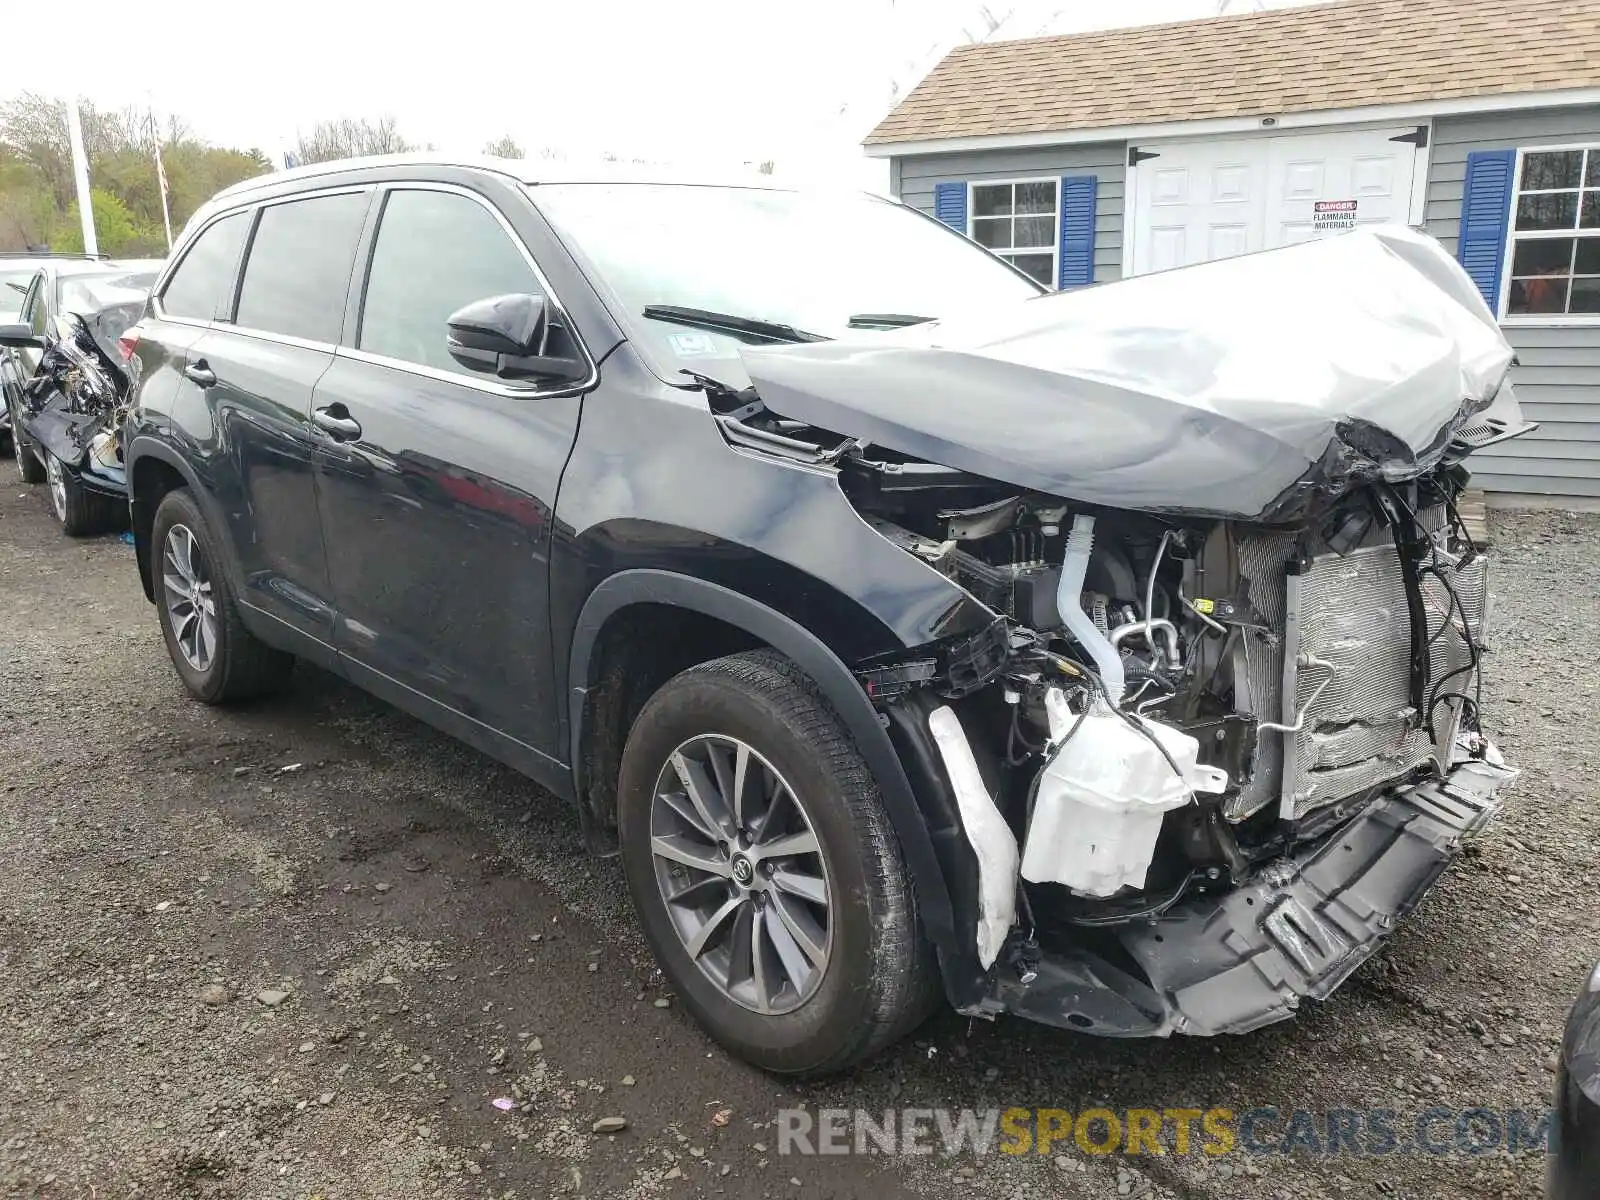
<box><xmin>44</xmin><ymin>454</ymin><xmax>66</xmax><ymax>521</ymax></box>
<box><xmin>162</xmin><ymin>523</ymin><xmax>219</xmax><ymax>672</ymax></box>
<box><xmin>6</xmin><ymin>397</ymin><xmax>19</xmax><ymax>479</ymax></box>
<box><xmin>649</xmin><ymin>735</ymin><xmax>833</xmax><ymax>1015</ymax></box>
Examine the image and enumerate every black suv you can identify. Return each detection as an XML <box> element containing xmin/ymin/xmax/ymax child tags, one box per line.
<box><xmin>127</xmin><ymin>156</ymin><xmax>1520</xmax><ymax>1075</ymax></box>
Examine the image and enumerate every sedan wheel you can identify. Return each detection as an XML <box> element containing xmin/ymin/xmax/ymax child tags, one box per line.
<box><xmin>650</xmin><ymin>735</ymin><xmax>832</xmax><ymax>1015</ymax></box>
<box><xmin>161</xmin><ymin>523</ymin><xmax>219</xmax><ymax>672</ymax></box>
<box><xmin>44</xmin><ymin>453</ymin><xmax>67</xmax><ymax>521</ymax></box>
<box><xmin>7</xmin><ymin>390</ymin><xmax>45</xmax><ymax>484</ymax></box>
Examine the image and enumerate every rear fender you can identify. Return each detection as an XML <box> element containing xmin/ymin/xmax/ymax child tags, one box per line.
<box><xmin>125</xmin><ymin>434</ymin><xmax>239</xmax><ymax>603</ymax></box>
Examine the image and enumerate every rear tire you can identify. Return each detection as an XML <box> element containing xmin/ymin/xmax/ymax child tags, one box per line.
<box><xmin>44</xmin><ymin>452</ymin><xmax>120</xmax><ymax>536</ymax></box>
<box><xmin>151</xmin><ymin>488</ymin><xmax>294</xmax><ymax>703</ymax></box>
<box><xmin>617</xmin><ymin>649</ymin><xmax>938</xmax><ymax>1076</ymax></box>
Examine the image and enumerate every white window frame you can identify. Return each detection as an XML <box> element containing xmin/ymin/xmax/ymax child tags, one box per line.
<box><xmin>967</xmin><ymin>177</ymin><xmax>1059</xmax><ymax>289</ymax></box>
<box><xmin>1498</xmin><ymin>142</ymin><xmax>1600</xmax><ymax>327</ymax></box>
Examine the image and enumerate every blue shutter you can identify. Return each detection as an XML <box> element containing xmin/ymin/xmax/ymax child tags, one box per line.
<box><xmin>1458</xmin><ymin>149</ymin><xmax>1517</xmax><ymax>313</ymax></box>
<box><xmin>1058</xmin><ymin>175</ymin><xmax>1098</xmax><ymax>289</ymax></box>
<box><xmin>933</xmin><ymin>181</ymin><xmax>968</xmax><ymax>234</ymax></box>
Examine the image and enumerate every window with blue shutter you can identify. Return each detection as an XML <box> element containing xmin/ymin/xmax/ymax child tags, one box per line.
<box><xmin>1500</xmin><ymin>146</ymin><xmax>1600</xmax><ymax>318</ymax></box>
<box><xmin>933</xmin><ymin>181</ymin><xmax>967</xmax><ymax>233</ymax></box>
<box><xmin>1458</xmin><ymin>149</ymin><xmax>1516</xmax><ymax>313</ymax></box>
<box><xmin>967</xmin><ymin>179</ymin><xmax>1075</xmax><ymax>289</ymax></box>
<box><xmin>1058</xmin><ymin>175</ymin><xmax>1098</xmax><ymax>289</ymax></box>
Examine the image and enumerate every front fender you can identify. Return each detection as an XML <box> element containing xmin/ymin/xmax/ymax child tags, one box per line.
<box><xmin>567</xmin><ymin>569</ymin><xmax>965</xmax><ymax>962</ymax></box>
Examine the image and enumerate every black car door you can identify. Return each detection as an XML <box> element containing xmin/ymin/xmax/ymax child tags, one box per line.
<box><xmin>175</xmin><ymin>190</ymin><xmax>371</xmax><ymax>654</ymax></box>
<box><xmin>311</xmin><ymin>183</ymin><xmax>591</xmax><ymax>770</ymax></box>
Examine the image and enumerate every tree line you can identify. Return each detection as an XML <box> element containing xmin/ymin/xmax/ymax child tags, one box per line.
<box><xmin>0</xmin><ymin>93</ymin><xmax>537</xmax><ymax>256</ymax></box>
<box><xmin>0</xmin><ymin>94</ymin><xmax>275</xmax><ymax>255</ymax></box>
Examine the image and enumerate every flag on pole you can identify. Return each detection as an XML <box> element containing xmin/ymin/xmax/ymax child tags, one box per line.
<box><xmin>148</xmin><ymin>100</ymin><xmax>174</xmax><ymax>250</ymax></box>
<box><xmin>66</xmin><ymin>97</ymin><xmax>97</xmax><ymax>256</ymax></box>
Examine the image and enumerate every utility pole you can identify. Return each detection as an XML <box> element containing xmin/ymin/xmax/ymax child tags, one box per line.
<box><xmin>149</xmin><ymin>101</ymin><xmax>174</xmax><ymax>249</ymax></box>
<box><xmin>66</xmin><ymin>97</ymin><xmax>97</xmax><ymax>256</ymax></box>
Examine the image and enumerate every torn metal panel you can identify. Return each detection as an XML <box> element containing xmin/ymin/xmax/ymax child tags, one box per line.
<box><xmin>738</xmin><ymin>227</ymin><xmax>1524</xmax><ymax>522</ymax></box>
<box><xmin>16</xmin><ymin>309</ymin><xmax>134</xmax><ymax>492</ymax></box>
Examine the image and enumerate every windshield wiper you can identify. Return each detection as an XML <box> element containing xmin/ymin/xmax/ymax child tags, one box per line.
<box><xmin>847</xmin><ymin>312</ymin><xmax>934</xmax><ymax>329</ymax></box>
<box><xmin>642</xmin><ymin>305</ymin><xmax>828</xmax><ymax>345</ymax></box>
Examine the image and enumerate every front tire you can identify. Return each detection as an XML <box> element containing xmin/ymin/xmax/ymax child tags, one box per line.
<box><xmin>151</xmin><ymin>488</ymin><xmax>294</xmax><ymax>703</ymax></box>
<box><xmin>44</xmin><ymin>452</ymin><xmax>121</xmax><ymax>536</ymax></box>
<box><xmin>617</xmin><ymin>649</ymin><xmax>937</xmax><ymax>1076</ymax></box>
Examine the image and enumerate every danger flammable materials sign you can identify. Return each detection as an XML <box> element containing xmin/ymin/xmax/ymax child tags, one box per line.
<box><xmin>1312</xmin><ymin>200</ymin><xmax>1358</xmax><ymax>233</ymax></box>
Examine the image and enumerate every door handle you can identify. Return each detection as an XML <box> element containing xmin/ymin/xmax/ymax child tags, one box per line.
<box><xmin>184</xmin><ymin>361</ymin><xmax>217</xmax><ymax>387</ymax></box>
<box><xmin>312</xmin><ymin>405</ymin><xmax>362</xmax><ymax>440</ymax></box>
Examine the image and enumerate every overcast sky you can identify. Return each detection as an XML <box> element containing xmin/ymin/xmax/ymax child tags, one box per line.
<box><xmin>8</xmin><ymin>0</ymin><xmax>1321</xmax><ymax>187</ymax></box>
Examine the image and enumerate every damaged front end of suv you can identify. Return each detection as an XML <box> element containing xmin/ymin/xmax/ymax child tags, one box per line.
<box><xmin>707</xmin><ymin>227</ymin><xmax>1525</xmax><ymax>1039</ymax></box>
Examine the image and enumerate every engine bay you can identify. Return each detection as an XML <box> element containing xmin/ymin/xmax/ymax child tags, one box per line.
<box><xmin>797</xmin><ymin>432</ymin><xmax>1501</xmax><ymax>969</ymax></box>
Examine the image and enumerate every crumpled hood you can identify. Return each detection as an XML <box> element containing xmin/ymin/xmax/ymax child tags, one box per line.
<box><xmin>738</xmin><ymin>226</ymin><xmax>1519</xmax><ymax>522</ymax></box>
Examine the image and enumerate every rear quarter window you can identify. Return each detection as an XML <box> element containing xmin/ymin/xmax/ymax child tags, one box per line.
<box><xmin>235</xmin><ymin>191</ymin><xmax>369</xmax><ymax>344</ymax></box>
<box><xmin>161</xmin><ymin>212</ymin><xmax>249</xmax><ymax>322</ymax></box>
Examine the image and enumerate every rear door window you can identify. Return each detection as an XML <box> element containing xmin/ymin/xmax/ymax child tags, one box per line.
<box><xmin>357</xmin><ymin>188</ymin><xmax>544</xmax><ymax>377</ymax></box>
<box><xmin>160</xmin><ymin>212</ymin><xmax>248</xmax><ymax>322</ymax></box>
<box><xmin>235</xmin><ymin>191</ymin><xmax>369</xmax><ymax>343</ymax></box>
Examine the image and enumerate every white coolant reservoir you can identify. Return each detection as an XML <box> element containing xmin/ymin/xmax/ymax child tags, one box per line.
<box><xmin>1021</xmin><ymin>692</ymin><xmax>1228</xmax><ymax>897</ymax></box>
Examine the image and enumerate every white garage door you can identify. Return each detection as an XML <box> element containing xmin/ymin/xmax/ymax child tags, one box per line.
<box><xmin>1129</xmin><ymin>127</ymin><xmax>1423</xmax><ymax>275</ymax></box>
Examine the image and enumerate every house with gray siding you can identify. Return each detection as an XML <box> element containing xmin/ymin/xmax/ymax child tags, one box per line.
<box><xmin>866</xmin><ymin>0</ymin><xmax>1600</xmax><ymax>506</ymax></box>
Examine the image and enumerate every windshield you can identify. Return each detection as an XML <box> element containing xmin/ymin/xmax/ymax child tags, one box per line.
<box><xmin>530</xmin><ymin>183</ymin><xmax>1043</xmax><ymax>370</ymax></box>
<box><xmin>0</xmin><ymin>269</ymin><xmax>35</xmax><ymax>322</ymax></box>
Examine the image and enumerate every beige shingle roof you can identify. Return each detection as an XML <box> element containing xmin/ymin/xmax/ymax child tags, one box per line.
<box><xmin>865</xmin><ymin>0</ymin><xmax>1600</xmax><ymax>146</ymax></box>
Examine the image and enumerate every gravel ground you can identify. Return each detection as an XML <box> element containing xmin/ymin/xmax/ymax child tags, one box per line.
<box><xmin>0</xmin><ymin>474</ymin><xmax>1595</xmax><ymax>1200</ymax></box>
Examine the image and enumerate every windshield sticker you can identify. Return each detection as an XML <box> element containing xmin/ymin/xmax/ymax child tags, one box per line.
<box><xmin>668</xmin><ymin>332</ymin><xmax>721</xmax><ymax>356</ymax></box>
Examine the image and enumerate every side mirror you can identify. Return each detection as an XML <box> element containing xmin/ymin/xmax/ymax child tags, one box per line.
<box><xmin>0</xmin><ymin>322</ymin><xmax>41</xmax><ymax>349</ymax></box>
<box><xmin>446</xmin><ymin>293</ymin><xmax>586</xmax><ymax>384</ymax></box>
<box><xmin>448</xmin><ymin>293</ymin><xmax>545</xmax><ymax>357</ymax></box>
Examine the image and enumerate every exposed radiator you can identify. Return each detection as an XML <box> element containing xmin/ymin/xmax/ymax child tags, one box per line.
<box><xmin>1223</xmin><ymin>513</ymin><xmax>1488</xmax><ymax>822</ymax></box>
<box><xmin>1225</xmin><ymin>531</ymin><xmax>1297</xmax><ymax>821</ymax></box>
<box><xmin>1279</xmin><ymin>543</ymin><xmax>1489</xmax><ymax>819</ymax></box>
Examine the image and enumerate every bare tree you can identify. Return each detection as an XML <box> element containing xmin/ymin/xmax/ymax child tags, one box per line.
<box><xmin>482</xmin><ymin>135</ymin><xmax>524</xmax><ymax>159</ymax></box>
<box><xmin>0</xmin><ymin>92</ymin><xmax>73</xmax><ymax>210</ymax></box>
<box><xmin>291</xmin><ymin>116</ymin><xmax>414</xmax><ymax>166</ymax></box>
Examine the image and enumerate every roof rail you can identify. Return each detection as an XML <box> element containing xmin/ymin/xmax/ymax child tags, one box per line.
<box><xmin>3</xmin><ymin>249</ymin><xmax>113</xmax><ymax>260</ymax></box>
